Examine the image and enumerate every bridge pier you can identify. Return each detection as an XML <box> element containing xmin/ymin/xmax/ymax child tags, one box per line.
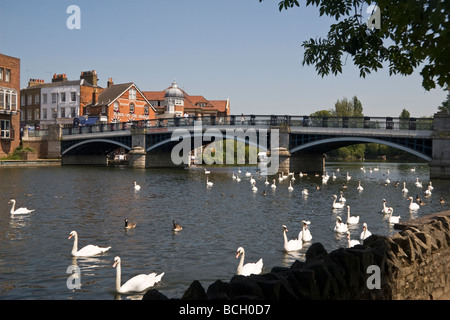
<box><xmin>430</xmin><ymin>112</ymin><xmax>450</xmax><ymax>179</ymax></box>
<box><xmin>288</xmin><ymin>152</ymin><xmax>325</xmax><ymax>174</ymax></box>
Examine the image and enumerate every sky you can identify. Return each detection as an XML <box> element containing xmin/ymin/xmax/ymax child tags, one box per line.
<box><xmin>0</xmin><ymin>0</ymin><xmax>446</xmax><ymax>118</ymax></box>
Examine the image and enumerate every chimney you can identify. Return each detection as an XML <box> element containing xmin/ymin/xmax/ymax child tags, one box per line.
<box><xmin>28</xmin><ymin>78</ymin><xmax>45</xmax><ymax>87</ymax></box>
<box><xmin>52</xmin><ymin>73</ymin><xmax>68</xmax><ymax>83</ymax></box>
<box><xmin>80</xmin><ymin>70</ymin><xmax>98</xmax><ymax>86</ymax></box>
<box><xmin>107</xmin><ymin>78</ymin><xmax>114</xmax><ymax>88</ymax></box>
<box><xmin>92</xmin><ymin>88</ymin><xmax>98</xmax><ymax>105</ymax></box>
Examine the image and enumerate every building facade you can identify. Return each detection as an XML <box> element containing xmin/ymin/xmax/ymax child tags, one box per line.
<box><xmin>0</xmin><ymin>53</ymin><xmax>20</xmax><ymax>157</ymax></box>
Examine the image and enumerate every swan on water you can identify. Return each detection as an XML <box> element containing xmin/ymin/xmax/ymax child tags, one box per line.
<box><xmin>346</xmin><ymin>206</ymin><xmax>360</xmax><ymax>225</ymax></box>
<box><xmin>282</xmin><ymin>225</ymin><xmax>302</xmax><ymax>251</ymax></box>
<box><xmin>347</xmin><ymin>232</ymin><xmax>360</xmax><ymax>248</ymax></box>
<box><xmin>298</xmin><ymin>220</ymin><xmax>312</xmax><ymax>242</ymax></box>
<box><xmin>346</xmin><ymin>172</ymin><xmax>351</xmax><ymax>181</ymax></box>
<box><xmin>407</xmin><ymin>196</ymin><xmax>420</xmax><ymax>211</ymax></box>
<box><xmin>402</xmin><ymin>182</ymin><xmax>408</xmax><ymax>193</ymax></box>
<box><xmin>302</xmin><ymin>188</ymin><xmax>309</xmax><ymax>195</ymax></box>
<box><xmin>271</xmin><ymin>179</ymin><xmax>276</xmax><ymax>189</ymax></box>
<box><xmin>360</xmin><ymin>223</ymin><xmax>372</xmax><ymax>240</ymax></box>
<box><xmin>357</xmin><ymin>181</ymin><xmax>363</xmax><ymax>191</ymax></box>
<box><xmin>252</xmin><ymin>184</ymin><xmax>258</xmax><ymax>192</ymax></box>
<box><xmin>113</xmin><ymin>256</ymin><xmax>164</xmax><ymax>294</ymax></box>
<box><xmin>134</xmin><ymin>181</ymin><xmax>141</xmax><ymax>191</ymax></box>
<box><xmin>339</xmin><ymin>191</ymin><xmax>346</xmax><ymax>203</ymax></box>
<box><xmin>387</xmin><ymin>210</ymin><xmax>401</xmax><ymax>224</ymax></box>
<box><xmin>173</xmin><ymin>220</ymin><xmax>182</xmax><ymax>232</ymax></box>
<box><xmin>265</xmin><ymin>178</ymin><xmax>269</xmax><ymax>186</ymax></box>
<box><xmin>8</xmin><ymin>199</ymin><xmax>34</xmax><ymax>215</ymax></box>
<box><xmin>124</xmin><ymin>219</ymin><xmax>136</xmax><ymax>229</ymax></box>
<box><xmin>235</xmin><ymin>247</ymin><xmax>263</xmax><ymax>276</ymax></box>
<box><xmin>334</xmin><ymin>217</ymin><xmax>348</xmax><ymax>233</ymax></box>
<box><xmin>204</xmin><ymin>168</ymin><xmax>210</xmax><ymax>174</ymax></box>
<box><xmin>381</xmin><ymin>199</ymin><xmax>394</xmax><ymax>214</ymax></box>
<box><xmin>415</xmin><ymin>178</ymin><xmax>423</xmax><ymax>188</ymax></box>
<box><xmin>332</xmin><ymin>195</ymin><xmax>345</xmax><ymax>209</ymax></box>
<box><xmin>288</xmin><ymin>181</ymin><xmax>294</xmax><ymax>192</ymax></box>
<box><xmin>68</xmin><ymin>231</ymin><xmax>111</xmax><ymax>257</ymax></box>
<box><xmin>206</xmin><ymin>177</ymin><xmax>213</xmax><ymax>187</ymax></box>
<box><xmin>424</xmin><ymin>186</ymin><xmax>432</xmax><ymax>196</ymax></box>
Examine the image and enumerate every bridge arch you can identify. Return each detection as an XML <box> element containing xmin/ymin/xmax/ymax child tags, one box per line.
<box><xmin>62</xmin><ymin>139</ymin><xmax>131</xmax><ymax>156</ymax></box>
<box><xmin>290</xmin><ymin>136</ymin><xmax>432</xmax><ymax>162</ymax></box>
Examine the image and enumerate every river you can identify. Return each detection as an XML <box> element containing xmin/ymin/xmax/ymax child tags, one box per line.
<box><xmin>0</xmin><ymin>161</ymin><xmax>448</xmax><ymax>299</ymax></box>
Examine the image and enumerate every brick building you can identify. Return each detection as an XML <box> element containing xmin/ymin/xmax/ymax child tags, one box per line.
<box><xmin>0</xmin><ymin>53</ymin><xmax>21</xmax><ymax>157</ymax></box>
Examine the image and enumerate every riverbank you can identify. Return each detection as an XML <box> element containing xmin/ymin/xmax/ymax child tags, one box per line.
<box><xmin>0</xmin><ymin>159</ymin><xmax>61</xmax><ymax>167</ymax></box>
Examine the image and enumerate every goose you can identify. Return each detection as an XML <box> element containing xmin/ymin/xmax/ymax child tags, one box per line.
<box><xmin>387</xmin><ymin>210</ymin><xmax>401</xmax><ymax>224</ymax></box>
<box><xmin>113</xmin><ymin>256</ymin><xmax>164</xmax><ymax>294</ymax></box>
<box><xmin>204</xmin><ymin>168</ymin><xmax>210</xmax><ymax>174</ymax></box>
<box><xmin>288</xmin><ymin>181</ymin><xmax>294</xmax><ymax>191</ymax></box>
<box><xmin>407</xmin><ymin>196</ymin><xmax>420</xmax><ymax>211</ymax></box>
<box><xmin>381</xmin><ymin>199</ymin><xmax>394</xmax><ymax>214</ymax></box>
<box><xmin>68</xmin><ymin>231</ymin><xmax>111</xmax><ymax>257</ymax></box>
<box><xmin>206</xmin><ymin>177</ymin><xmax>213</xmax><ymax>187</ymax></box>
<box><xmin>332</xmin><ymin>195</ymin><xmax>345</xmax><ymax>209</ymax></box>
<box><xmin>124</xmin><ymin>218</ymin><xmax>137</xmax><ymax>229</ymax></box>
<box><xmin>173</xmin><ymin>220</ymin><xmax>182</xmax><ymax>232</ymax></box>
<box><xmin>271</xmin><ymin>179</ymin><xmax>277</xmax><ymax>189</ymax></box>
<box><xmin>346</xmin><ymin>206</ymin><xmax>360</xmax><ymax>224</ymax></box>
<box><xmin>134</xmin><ymin>181</ymin><xmax>141</xmax><ymax>191</ymax></box>
<box><xmin>339</xmin><ymin>191</ymin><xmax>346</xmax><ymax>203</ymax></box>
<box><xmin>298</xmin><ymin>220</ymin><xmax>312</xmax><ymax>242</ymax></box>
<box><xmin>440</xmin><ymin>197</ymin><xmax>445</xmax><ymax>204</ymax></box>
<box><xmin>402</xmin><ymin>182</ymin><xmax>408</xmax><ymax>193</ymax></box>
<box><xmin>282</xmin><ymin>225</ymin><xmax>303</xmax><ymax>251</ymax></box>
<box><xmin>347</xmin><ymin>231</ymin><xmax>360</xmax><ymax>248</ymax></box>
<box><xmin>302</xmin><ymin>188</ymin><xmax>309</xmax><ymax>196</ymax></box>
<box><xmin>8</xmin><ymin>199</ymin><xmax>34</xmax><ymax>215</ymax></box>
<box><xmin>235</xmin><ymin>247</ymin><xmax>263</xmax><ymax>276</ymax></box>
<box><xmin>360</xmin><ymin>223</ymin><xmax>372</xmax><ymax>240</ymax></box>
<box><xmin>261</xmin><ymin>189</ymin><xmax>267</xmax><ymax>196</ymax></box>
<box><xmin>357</xmin><ymin>181</ymin><xmax>363</xmax><ymax>191</ymax></box>
<box><xmin>415</xmin><ymin>178</ymin><xmax>423</xmax><ymax>188</ymax></box>
<box><xmin>334</xmin><ymin>217</ymin><xmax>348</xmax><ymax>233</ymax></box>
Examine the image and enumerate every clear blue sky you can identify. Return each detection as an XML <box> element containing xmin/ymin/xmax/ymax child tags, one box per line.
<box><xmin>0</xmin><ymin>0</ymin><xmax>446</xmax><ymax>117</ymax></box>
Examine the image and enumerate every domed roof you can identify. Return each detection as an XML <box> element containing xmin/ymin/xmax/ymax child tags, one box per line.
<box><xmin>164</xmin><ymin>80</ymin><xmax>184</xmax><ymax>98</ymax></box>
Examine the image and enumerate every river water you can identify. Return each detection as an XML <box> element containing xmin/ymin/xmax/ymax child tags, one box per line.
<box><xmin>0</xmin><ymin>161</ymin><xmax>449</xmax><ymax>300</ymax></box>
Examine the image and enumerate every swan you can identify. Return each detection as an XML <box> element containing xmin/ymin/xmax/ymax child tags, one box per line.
<box><xmin>134</xmin><ymin>181</ymin><xmax>141</xmax><ymax>191</ymax></box>
<box><xmin>334</xmin><ymin>217</ymin><xmax>348</xmax><ymax>233</ymax></box>
<box><xmin>302</xmin><ymin>188</ymin><xmax>308</xmax><ymax>195</ymax></box>
<box><xmin>204</xmin><ymin>168</ymin><xmax>210</xmax><ymax>174</ymax></box>
<box><xmin>339</xmin><ymin>191</ymin><xmax>346</xmax><ymax>203</ymax></box>
<box><xmin>288</xmin><ymin>181</ymin><xmax>293</xmax><ymax>191</ymax></box>
<box><xmin>346</xmin><ymin>172</ymin><xmax>351</xmax><ymax>181</ymax></box>
<box><xmin>206</xmin><ymin>177</ymin><xmax>213</xmax><ymax>187</ymax></box>
<box><xmin>124</xmin><ymin>219</ymin><xmax>136</xmax><ymax>229</ymax></box>
<box><xmin>407</xmin><ymin>196</ymin><xmax>420</xmax><ymax>211</ymax></box>
<box><xmin>346</xmin><ymin>206</ymin><xmax>360</xmax><ymax>224</ymax></box>
<box><xmin>332</xmin><ymin>195</ymin><xmax>345</xmax><ymax>209</ymax></box>
<box><xmin>402</xmin><ymin>182</ymin><xmax>408</xmax><ymax>193</ymax></box>
<box><xmin>427</xmin><ymin>181</ymin><xmax>434</xmax><ymax>191</ymax></box>
<box><xmin>415</xmin><ymin>178</ymin><xmax>422</xmax><ymax>188</ymax></box>
<box><xmin>381</xmin><ymin>199</ymin><xmax>394</xmax><ymax>214</ymax></box>
<box><xmin>265</xmin><ymin>178</ymin><xmax>269</xmax><ymax>186</ymax></box>
<box><xmin>282</xmin><ymin>225</ymin><xmax>302</xmax><ymax>251</ymax></box>
<box><xmin>245</xmin><ymin>171</ymin><xmax>251</xmax><ymax>177</ymax></box>
<box><xmin>68</xmin><ymin>231</ymin><xmax>111</xmax><ymax>257</ymax></box>
<box><xmin>173</xmin><ymin>220</ymin><xmax>182</xmax><ymax>232</ymax></box>
<box><xmin>298</xmin><ymin>220</ymin><xmax>312</xmax><ymax>242</ymax></box>
<box><xmin>8</xmin><ymin>199</ymin><xmax>34</xmax><ymax>215</ymax></box>
<box><xmin>387</xmin><ymin>210</ymin><xmax>401</xmax><ymax>224</ymax></box>
<box><xmin>113</xmin><ymin>256</ymin><xmax>164</xmax><ymax>294</ymax></box>
<box><xmin>232</xmin><ymin>172</ymin><xmax>236</xmax><ymax>180</ymax></box>
<box><xmin>235</xmin><ymin>247</ymin><xmax>263</xmax><ymax>276</ymax></box>
<box><xmin>424</xmin><ymin>186</ymin><xmax>432</xmax><ymax>196</ymax></box>
<box><xmin>249</xmin><ymin>175</ymin><xmax>256</xmax><ymax>185</ymax></box>
<box><xmin>271</xmin><ymin>179</ymin><xmax>276</xmax><ymax>189</ymax></box>
<box><xmin>252</xmin><ymin>184</ymin><xmax>258</xmax><ymax>192</ymax></box>
<box><xmin>236</xmin><ymin>175</ymin><xmax>241</xmax><ymax>182</ymax></box>
<box><xmin>347</xmin><ymin>232</ymin><xmax>360</xmax><ymax>248</ymax></box>
<box><xmin>360</xmin><ymin>223</ymin><xmax>372</xmax><ymax>240</ymax></box>
<box><xmin>385</xmin><ymin>177</ymin><xmax>391</xmax><ymax>184</ymax></box>
<box><xmin>357</xmin><ymin>181</ymin><xmax>363</xmax><ymax>191</ymax></box>
<box><xmin>278</xmin><ymin>173</ymin><xmax>283</xmax><ymax>182</ymax></box>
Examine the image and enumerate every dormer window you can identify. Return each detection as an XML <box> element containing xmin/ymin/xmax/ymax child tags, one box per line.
<box><xmin>129</xmin><ymin>88</ymin><xmax>136</xmax><ymax>100</ymax></box>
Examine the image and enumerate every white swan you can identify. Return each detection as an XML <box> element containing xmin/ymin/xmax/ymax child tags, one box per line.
<box><xmin>346</xmin><ymin>206</ymin><xmax>360</xmax><ymax>224</ymax></box>
<box><xmin>204</xmin><ymin>168</ymin><xmax>210</xmax><ymax>174</ymax></box>
<box><xmin>265</xmin><ymin>178</ymin><xmax>269</xmax><ymax>186</ymax></box>
<box><xmin>302</xmin><ymin>188</ymin><xmax>308</xmax><ymax>195</ymax></box>
<box><xmin>346</xmin><ymin>172</ymin><xmax>351</xmax><ymax>181</ymax></box>
<box><xmin>387</xmin><ymin>210</ymin><xmax>401</xmax><ymax>224</ymax></box>
<box><xmin>252</xmin><ymin>184</ymin><xmax>258</xmax><ymax>192</ymax></box>
<box><xmin>334</xmin><ymin>217</ymin><xmax>348</xmax><ymax>233</ymax></box>
<box><xmin>339</xmin><ymin>191</ymin><xmax>346</xmax><ymax>203</ymax></box>
<box><xmin>282</xmin><ymin>225</ymin><xmax>302</xmax><ymax>251</ymax></box>
<box><xmin>68</xmin><ymin>231</ymin><xmax>111</xmax><ymax>257</ymax></box>
<box><xmin>424</xmin><ymin>186</ymin><xmax>432</xmax><ymax>196</ymax></box>
<box><xmin>402</xmin><ymin>182</ymin><xmax>408</xmax><ymax>193</ymax></box>
<box><xmin>360</xmin><ymin>223</ymin><xmax>372</xmax><ymax>240</ymax></box>
<box><xmin>271</xmin><ymin>179</ymin><xmax>276</xmax><ymax>189</ymax></box>
<box><xmin>235</xmin><ymin>247</ymin><xmax>263</xmax><ymax>276</ymax></box>
<box><xmin>206</xmin><ymin>177</ymin><xmax>213</xmax><ymax>187</ymax></box>
<box><xmin>357</xmin><ymin>181</ymin><xmax>363</xmax><ymax>191</ymax></box>
<box><xmin>8</xmin><ymin>199</ymin><xmax>34</xmax><ymax>215</ymax></box>
<box><xmin>332</xmin><ymin>195</ymin><xmax>345</xmax><ymax>209</ymax></box>
<box><xmin>427</xmin><ymin>181</ymin><xmax>434</xmax><ymax>191</ymax></box>
<box><xmin>415</xmin><ymin>177</ymin><xmax>423</xmax><ymax>188</ymax></box>
<box><xmin>288</xmin><ymin>181</ymin><xmax>294</xmax><ymax>191</ymax></box>
<box><xmin>134</xmin><ymin>181</ymin><xmax>141</xmax><ymax>191</ymax></box>
<box><xmin>381</xmin><ymin>199</ymin><xmax>393</xmax><ymax>214</ymax></box>
<box><xmin>298</xmin><ymin>220</ymin><xmax>312</xmax><ymax>242</ymax></box>
<box><xmin>249</xmin><ymin>175</ymin><xmax>256</xmax><ymax>185</ymax></box>
<box><xmin>347</xmin><ymin>232</ymin><xmax>360</xmax><ymax>248</ymax></box>
<box><xmin>236</xmin><ymin>175</ymin><xmax>241</xmax><ymax>182</ymax></box>
<box><xmin>407</xmin><ymin>196</ymin><xmax>420</xmax><ymax>211</ymax></box>
<box><xmin>113</xmin><ymin>256</ymin><xmax>164</xmax><ymax>294</ymax></box>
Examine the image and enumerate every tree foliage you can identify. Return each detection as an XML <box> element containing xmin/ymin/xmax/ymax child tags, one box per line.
<box><xmin>438</xmin><ymin>90</ymin><xmax>450</xmax><ymax>114</ymax></box>
<box><xmin>259</xmin><ymin>0</ymin><xmax>450</xmax><ymax>90</ymax></box>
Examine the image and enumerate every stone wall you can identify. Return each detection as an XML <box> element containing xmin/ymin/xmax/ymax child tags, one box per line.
<box><xmin>144</xmin><ymin>213</ymin><xmax>450</xmax><ymax>300</ymax></box>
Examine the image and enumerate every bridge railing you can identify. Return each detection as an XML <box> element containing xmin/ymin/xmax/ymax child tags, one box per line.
<box><xmin>61</xmin><ymin>114</ymin><xmax>434</xmax><ymax>135</ymax></box>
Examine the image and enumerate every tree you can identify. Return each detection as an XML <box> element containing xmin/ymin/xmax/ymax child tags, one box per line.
<box><xmin>438</xmin><ymin>89</ymin><xmax>450</xmax><ymax>114</ymax></box>
<box><xmin>332</xmin><ymin>96</ymin><xmax>364</xmax><ymax>117</ymax></box>
<box><xmin>259</xmin><ymin>0</ymin><xmax>450</xmax><ymax>90</ymax></box>
<box><xmin>399</xmin><ymin>108</ymin><xmax>410</xmax><ymax>119</ymax></box>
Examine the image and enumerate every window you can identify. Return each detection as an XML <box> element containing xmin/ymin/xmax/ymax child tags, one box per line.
<box><xmin>5</xmin><ymin>69</ymin><xmax>10</xmax><ymax>82</ymax></box>
<box><xmin>61</xmin><ymin>107</ymin><xmax>66</xmax><ymax>118</ymax></box>
<box><xmin>35</xmin><ymin>94</ymin><xmax>39</xmax><ymax>104</ymax></box>
<box><xmin>144</xmin><ymin>104</ymin><xmax>149</xmax><ymax>115</ymax></box>
<box><xmin>0</xmin><ymin>88</ymin><xmax>17</xmax><ymax>111</ymax></box>
<box><xmin>0</xmin><ymin>119</ymin><xmax>10</xmax><ymax>138</ymax></box>
<box><xmin>129</xmin><ymin>88</ymin><xmax>136</xmax><ymax>100</ymax></box>
<box><xmin>43</xmin><ymin>108</ymin><xmax>48</xmax><ymax>119</ymax></box>
<box><xmin>129</xmin><ymin>103</ymin><xmax>135</xmax><ymax>113</ymax></box>
<box><xmin>34</xmin><ymin>109</ymin><xmax>39</xmax><ymax>120</ymax></box>
<box><xmin>113</xmin><ymin>101</ymin><xmax>119</xmax><ymax>112</ymax></box>
<box><xmin>0</xmin><ymin>68</ymin><xmax>3</xmax><ymax>81</ymax></box>
<box><xmin>0</xmin><ymin>91</ymin><xmax>3</xmax><ymax>109</ymax></box>
<box><xmin>21</xmin><ymin>95</ymin><xmax>25</xmax><ymax>106</ymax></box>
<box><xmin>21</xmin><ymin>110</ymin><xmax>25</xmax><ymax>121</ymax></box>
<box><xmin>52</xmin><ymin>93</ymin><xmax>57</xmax><ymax>103</ymax></box>
<box><xmin>60</xmin><ymin>92</ymin><xmax>66</xmax><ymax>102</ymax></box>
<box><xmin>71</xmin><ymin>92</ymin><xmax>76</xmax><ymax>102</ymax></box>
<box><xmin>28</xmin><ymin>110</ymin><xmax>33</xmax><ymax>120</ymax></box>
<box><xmin>28</xmin><ymin>95</ymin><xmax>32</xmax><ymax>105</ymax></box>
<box><xmin>71</xmin><ymin>107</ymin><xmax>76</xmax><ymax>117</ymax></box>
<box><xmin>43</xmin><ymin>94</ymin><xmax>47</xmax><ymax>104</ymax></box>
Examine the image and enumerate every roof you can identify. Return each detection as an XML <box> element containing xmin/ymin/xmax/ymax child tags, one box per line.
<box><xmin>23</xmin><ymin>79</ymin><xmax>101</xmax><ymax>90</ymax></box>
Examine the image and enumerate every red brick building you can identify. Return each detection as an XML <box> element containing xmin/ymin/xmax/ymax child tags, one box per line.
<box><xmin>0</xmin><ymin>53</ymin><xmax>20</xmax><ymax>157</ymax></box>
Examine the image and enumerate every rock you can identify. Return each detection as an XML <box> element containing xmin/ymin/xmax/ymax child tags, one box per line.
<box><xmin>305</xmin><ymin>242</ymin><xmax>328</xmax><ymax>261</ymax></box>
<box><xmin>229</xmin><ymin>275</ymin><xmax>264</xmax><ymax>300</ymax></box>
<box><xmin>206</xmin><ymin>280</ymin><xmax>232</xmax><ymax>300</ymax></box>
<box><xmin>142</xmin><ymin>289</ymin><xmax>169</xmax><ymax>300</ymax></box>
<box><xmin>182</xmin><ymin>280</ymin><xmax>207</xmax><ymax>300</ymax></box>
